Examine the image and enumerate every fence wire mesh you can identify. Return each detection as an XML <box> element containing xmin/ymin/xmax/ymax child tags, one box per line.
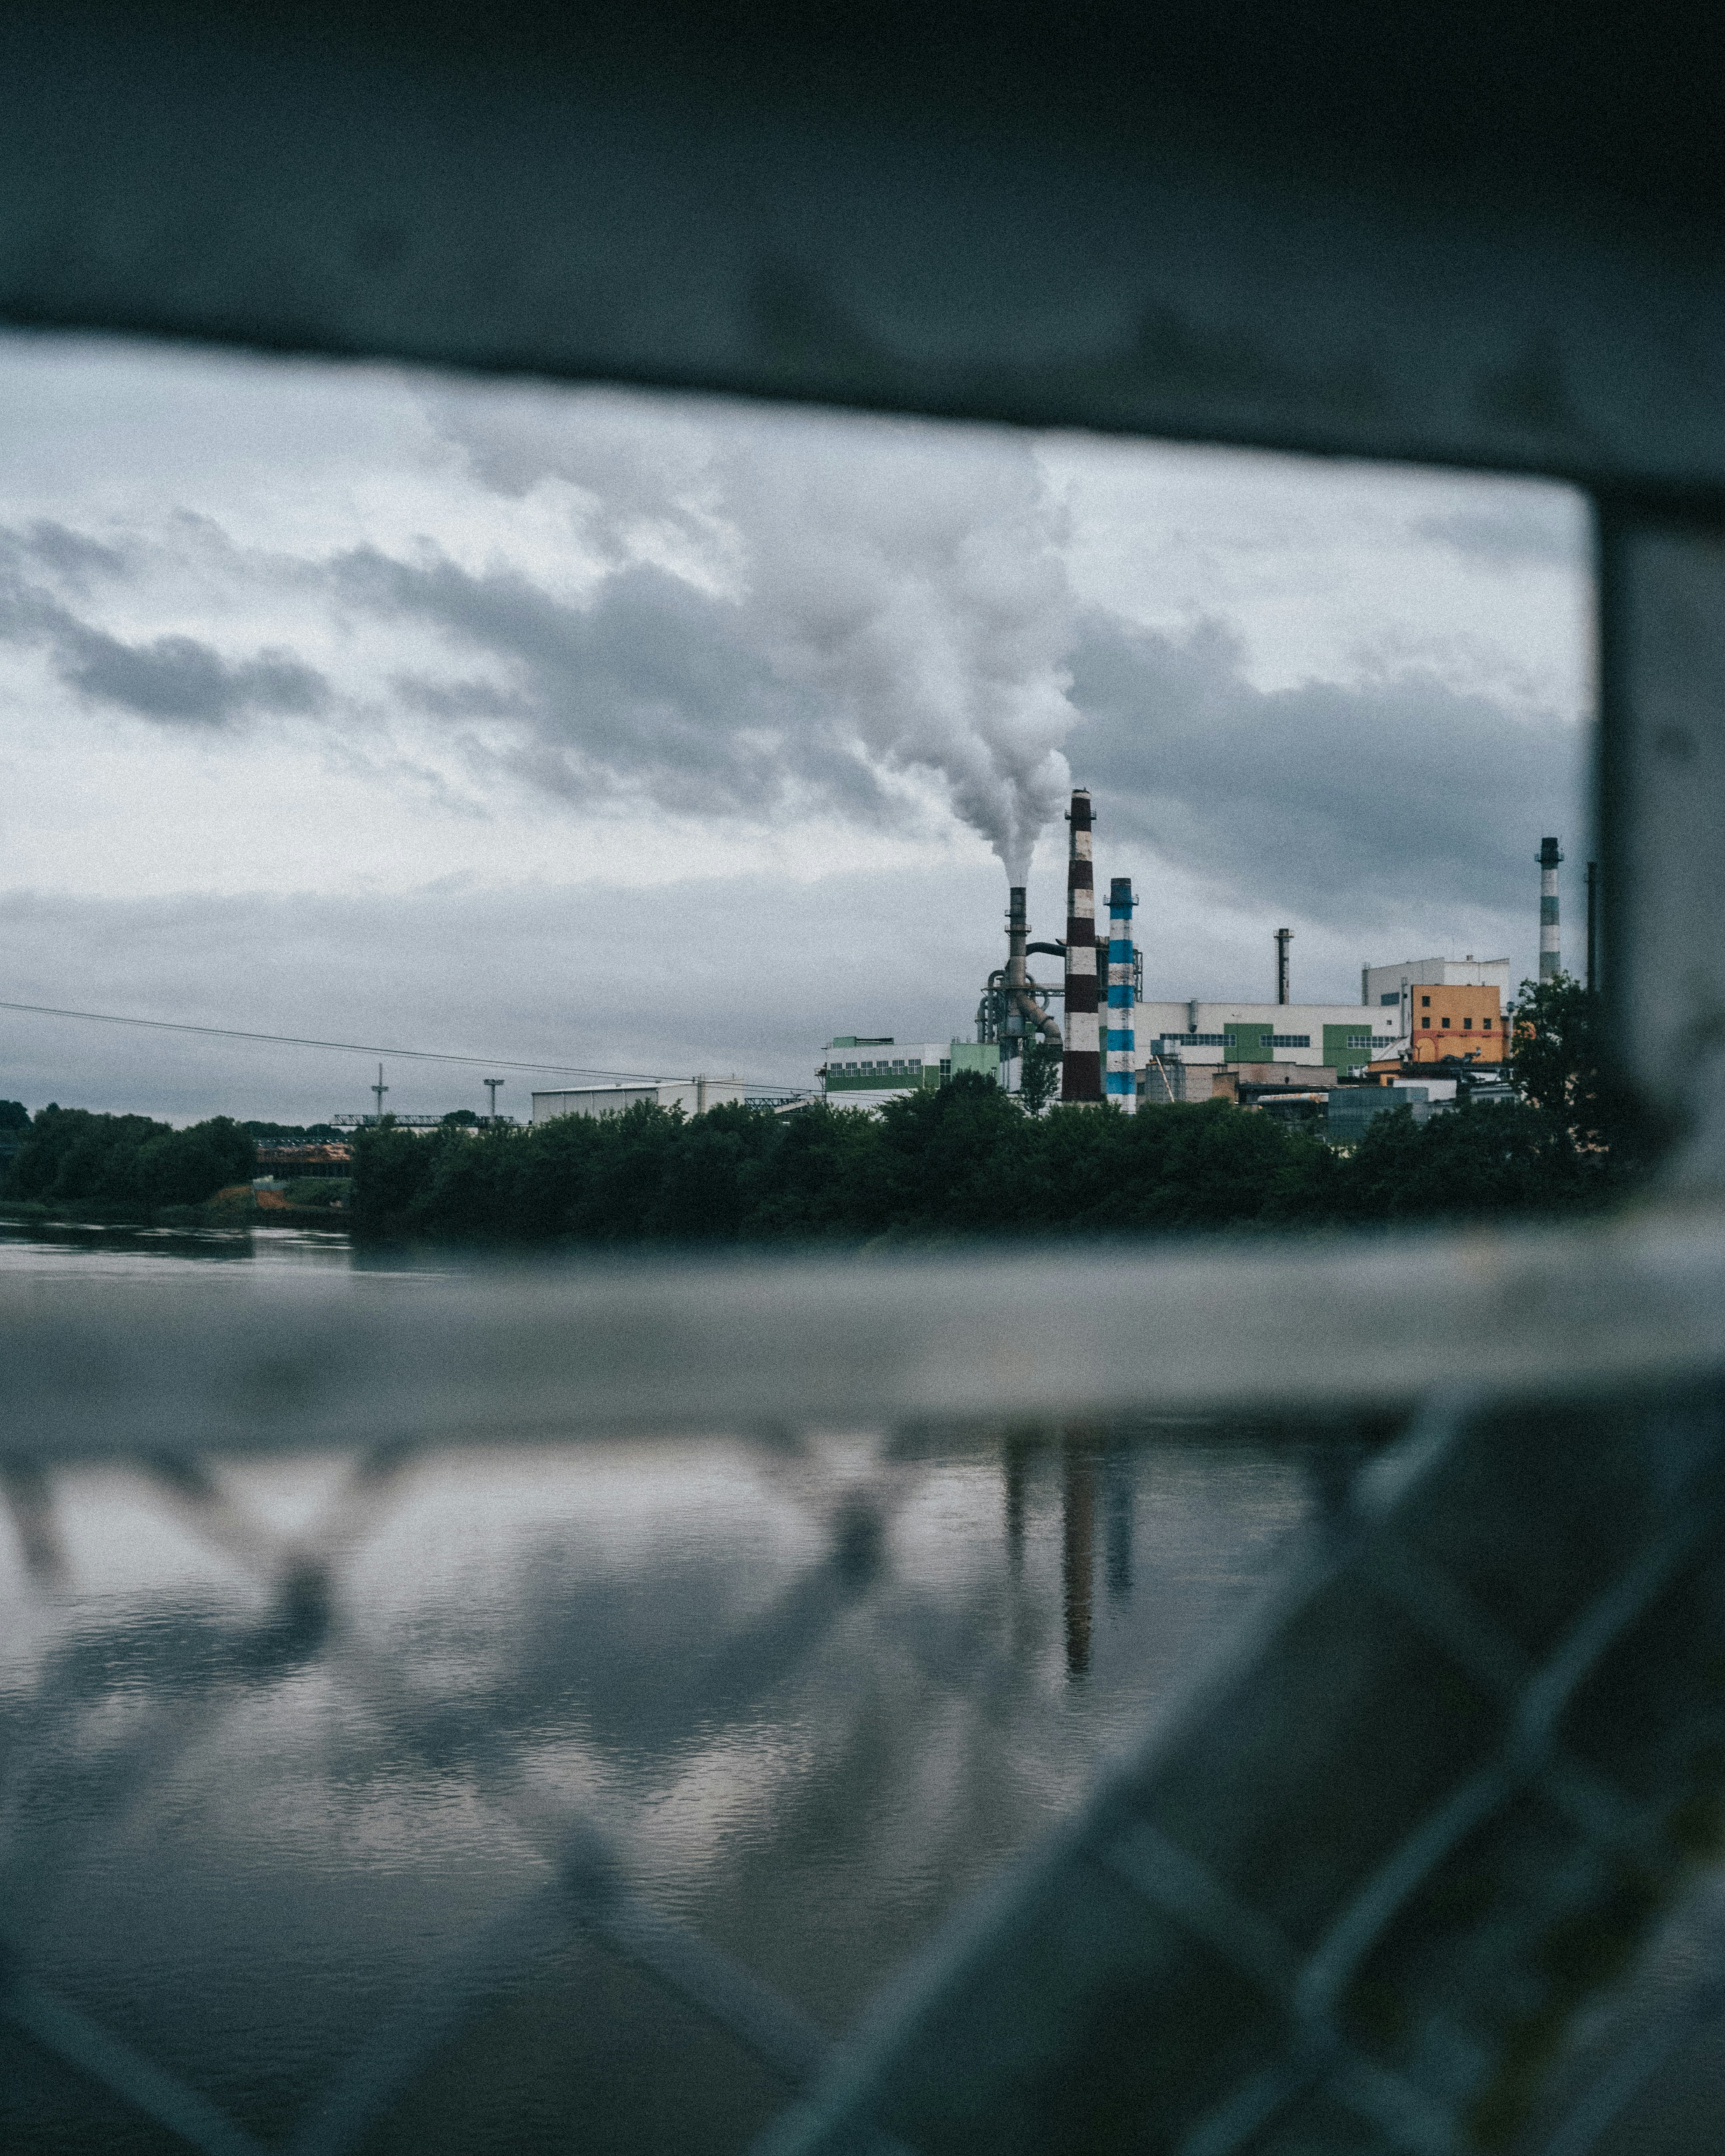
<box><xmin>3</xmin><ymin>1247</ymin><xmax>1725</xmax><ymax>2156</ymax></box>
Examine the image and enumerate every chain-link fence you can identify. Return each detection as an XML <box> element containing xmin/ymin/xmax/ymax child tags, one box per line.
<box><xmin>3</xmin><ymin>1224</ymin><xmax>1725</xmax><ymax>2155</ymax></box>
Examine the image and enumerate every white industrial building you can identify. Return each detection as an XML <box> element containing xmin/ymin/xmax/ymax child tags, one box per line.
<box><xmin>1362</xmin><ymin>955</ymin><xmax>1512</xmax><ymax>1007</ymax></box>
<box><xmin>531</xmin><ymin>1077</ymin><xmax>746</xmax><ymax>1122</ymax></box>
<box><xmin>1137</xmin><ymin>1001</ymin><xmax>1408</xmax><ymax>1086</ymax></box>
<box><xmin>818</xmin><ymin>1037</ymin><xmax>999</xmax><ymax>1113</ymax></box>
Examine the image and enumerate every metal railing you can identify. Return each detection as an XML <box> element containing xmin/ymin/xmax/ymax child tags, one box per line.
<box><xmin>4</xmin><ymin>1217</ymin><xmax>1725</xmax><ymax>2153</ymax></box>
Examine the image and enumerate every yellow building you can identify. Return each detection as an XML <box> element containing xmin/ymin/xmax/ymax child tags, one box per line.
<box><xmin>1407</xmin><ymin>984</ymin><xmax>1505</xmax><ymax>1063</ymax></box>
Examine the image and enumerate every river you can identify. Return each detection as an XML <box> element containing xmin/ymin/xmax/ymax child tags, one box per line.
<box><xmin>0</xmin><ymin>1216</ymin><xmax>1360</xmax><ymax>2154</ymax></box>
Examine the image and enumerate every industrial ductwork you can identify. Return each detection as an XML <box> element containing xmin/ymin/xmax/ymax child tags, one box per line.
<box><xmin>1006</xmin><ymin>886</ymin><xmax>1063</xmax><ymax>1049</ymax></box>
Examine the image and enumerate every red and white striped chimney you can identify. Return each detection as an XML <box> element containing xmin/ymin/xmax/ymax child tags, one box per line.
<box><xmin>1062</xmin><ymin>789</ymin><xmax>1102</xmax><ymax>1101</ymax></box>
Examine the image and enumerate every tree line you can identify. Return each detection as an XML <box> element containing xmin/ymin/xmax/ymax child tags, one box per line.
<box><xmin>0</xmin><ymin>1104</ymin><xmax>257</xmax><ymax>1217</ymax></box>
<box><xmin>350</xmin><ymin>980</ymin><xmax>1647</xmax><ymax>1246</ymax></box>
<box><xmin>0</xmin><ymin>978</ymin><xmax>1650</xmax><ymax>1239</ymax></box>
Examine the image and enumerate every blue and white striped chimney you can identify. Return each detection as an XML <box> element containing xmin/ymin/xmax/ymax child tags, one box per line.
<box><xmin>1105</xmin><ymin>876</ymin><xmax>1136</xmax><ymax>1109</ymax></box>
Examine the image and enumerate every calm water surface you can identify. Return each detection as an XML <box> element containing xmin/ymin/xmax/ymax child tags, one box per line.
<box><xmin>0</xmin><ymin>1217</ymin><xmax>1357</xmax><ymax>2154</ymax></box>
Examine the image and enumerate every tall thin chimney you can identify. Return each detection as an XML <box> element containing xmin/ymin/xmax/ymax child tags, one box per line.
<box><xmin>1061</xmin><ymin>790</ymin><xmax>1102</xmax><ymax>1100</ymax></box>
<box><xmin>1004</xmin><ymin>885</ymin><xmax>1060</xmax><ymax>1079</ymax></box>
<box><xmin>1275</xmin><ymin>927</ymin><xmax>1293</xmax><ymax>1005</ymax></box>
<box><xmin>1538</xmin><ymin>836</ymin><xmax>1563</xmax><ymax>979</ymax></box>
<box><xmin>1105</xmin><ymin>876</ymin><xmax>1137</xmax><ymax>1110</ymax></box>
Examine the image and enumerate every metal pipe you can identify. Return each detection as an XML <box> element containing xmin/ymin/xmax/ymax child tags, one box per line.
<box><xmin>1006</xmin><ymin>886</ymin><xmax>1061</xmax><ymax>1047</ymax></box>
<box><xmin>1539</xmin><ymin>836</ymin><xmax>1564</xmax><ymax>979</ymax></box>
<box><xmin>1061</xmin><ymin>792</ymin><xmax>1102</xmax><ymax>1100</ymax></box>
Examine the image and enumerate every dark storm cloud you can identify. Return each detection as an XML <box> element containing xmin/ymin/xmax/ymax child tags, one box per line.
<box><xmin>0</xmin><ymin>519</ymin><xmax>329</xmax><ymax>728</ymax></box>
<box><xmin>1067</xmin><ymin>615</ymin><xmax>1580</xmax><ymax>923</ymax></box>
<box><xmin>330</xmin><ymin>545</ymin><xmax>895</xmax><ymax>821</ymax></box>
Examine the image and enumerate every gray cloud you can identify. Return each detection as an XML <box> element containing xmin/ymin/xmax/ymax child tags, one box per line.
<box><xmin>1414</xmin><ymin>493</ymin><xmax>1586</xmax><ymax>567</ymax></box>
<box><xmin>333</xmin><ymin>546</ymin><xmax>891</xmax><ymax>821</ymax></box>
<box><xmin>0</xmin><ymin>519</ymin><xmax>329</xmax><ymax>728</ymax></box>
<box><xmin>54</xmin><ymin>624</ymin><xmax>329</xmax><ymax>726</ymax></box>
<box><xmin>1066</xmin><ymin>615</ymin><xmax>1584</xmax><ymax>925</ymax></box>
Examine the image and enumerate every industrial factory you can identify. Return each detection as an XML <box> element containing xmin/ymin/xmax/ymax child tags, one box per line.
<box><xmin>818</xmin><ymin>797</ymin><xmax>1580</xmax><ymax>1124</ymax></box>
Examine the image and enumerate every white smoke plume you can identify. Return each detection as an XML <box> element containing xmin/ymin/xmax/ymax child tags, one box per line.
<box><xmin>432</xmin><ymin>389</ymin><xmax>1078</xmax><ymax>881</ymax></box>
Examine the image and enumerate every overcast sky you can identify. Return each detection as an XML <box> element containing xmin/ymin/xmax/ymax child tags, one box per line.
<box><xmin>0</xmin><ymin>333</ymin><xmax>1592</xmax><ymax>1124</ymax></box>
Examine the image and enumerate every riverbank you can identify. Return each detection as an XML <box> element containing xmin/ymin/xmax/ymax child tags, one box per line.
<box><xmin>0</xmin><ymin>1184</ymin><xmax>351</xmax><ymax>1232</ymax></box>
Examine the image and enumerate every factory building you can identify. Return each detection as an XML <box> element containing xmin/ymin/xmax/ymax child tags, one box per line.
<box><xmin>531</xmin><ymin>1077</ymin><xmax>746</xmax><ymax>1122</ymax></box>
<box><xmin>819</xmin><ymin>1037</ymin><xmax>998</xmax><ymax>1111</ymax></box>
<box><xmin>1360</xmin><ymin>957</ymin><xmax>1511</xmax><ymax>1066</ymax></box>
<box><xmin>1138</xmin><ymin>1001</ymin><xmax>1407</xmax><ymax>1091</ymax></box>
<box><xmin>1402</xmin><ymin>985</ymin><xmax>1506</xmax><ymax>1063</ymax></box>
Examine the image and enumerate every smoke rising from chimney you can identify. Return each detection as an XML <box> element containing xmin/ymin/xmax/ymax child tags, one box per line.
<box><xmin>432</xmin><ymin>390</ymin><xmax>1079</xmax><ymax>881</ymax></box>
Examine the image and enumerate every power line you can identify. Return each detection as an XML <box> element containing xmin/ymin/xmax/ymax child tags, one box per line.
<box><xmin>0</xmin><ymin>997</ymin><xmax>803</xmax><ymax>1094</ymax></box>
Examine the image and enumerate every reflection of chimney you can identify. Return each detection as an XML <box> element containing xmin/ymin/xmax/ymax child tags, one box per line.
<box><xmin>1104</xmin><ymin>1439</ymin><xmax>1133</xmax><ymax>1608</ymax></box>
<box><xmin>1105</xmin><ymin>877</ymin><xmax>1137</xmax><ymax>1111</ymax></box>
<box><xmin>1061</xmin><ymin>791</ymin><xmax>1102</xmax><ymax>1100</ymax></box>
<box><xmin>1003</xmin><ymin>1432</ymin><xmax>1029</xmax><ymax>1574</ymax></box>
<box><xmin>1539</xmin><ymin>836</ymin><xmax>1564</xmax><ymax>979</ymax></box>
<box><xmin>1275</xmin><ymin>927</ymin><xmax>1293</xmax><ymax>1005</ymax></box>
<box><xmin>1061</xmin><ymin>1432</ymin><xmax>1095</xmax><ymax>1678</ymax></box>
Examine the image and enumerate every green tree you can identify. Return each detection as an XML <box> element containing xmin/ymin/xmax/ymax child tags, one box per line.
<box><xmin>1509</xmin><ymin>973</ymin><xmax>1660</xmax><ymax>1178</ymax></box>
<box><xmin>3</xmin><ymin>1107</ymin><xmax>254</xmax><ymax>1212</ymax></box>
<box><xmin>1325</xmin><ymin>1098</ymin><xmax>1596</xmax><ymax>1223</ymax></box>
<box><xmin>1018</xmin><ymin>1039</ymin><xmax>1063</xmax><ymax>1116</ymax></box>
<box><xmin>0</xmin><ymin>1100</ymin><xmax>28</xmax><ymax>1132</ymax></box>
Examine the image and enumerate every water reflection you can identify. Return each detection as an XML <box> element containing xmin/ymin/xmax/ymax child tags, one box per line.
<box><xmin>0</xmin><ymin>1212</ymin><xmax>353</xmax><ymax>1274</ymax></box>
<box><xmin>0</xmin><ymin>1222</ymin><xmax>1371</xmax><ymax>2154</ymax></box>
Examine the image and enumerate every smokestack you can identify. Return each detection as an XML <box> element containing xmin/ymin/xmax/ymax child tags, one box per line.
<box><xmin>1005</xmin><ymin>885</ymin><xmax>1060</xmax><ymax>1068</ymax></box>
<box><xmin>1538</xmin><ymin>836</ymin><xmax>1563</xmax><ymax>979</ymax></box>
<box><xmin>1061</xmin><ymin>790</ymin><xmax>1102</xmax><ymax>1101</ymax></box>
<box><xmin>1275</xmin><ymin>927</ymin><xmax>1293</xmax><ymax>1005</ymax></box>
<box><xmin>1106</xmin><ymin>876</ymin><xmax>1137</xmax><ymax>1110</ymax></box>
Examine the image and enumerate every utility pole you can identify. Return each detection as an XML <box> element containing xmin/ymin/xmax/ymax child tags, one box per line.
<box><xmin>484</xmin><ymin>1077</ymin><xmax>504</xmax><ymax>1121</ymax></box>
<box><xmin>371</xmin><ymin>1063</ymin><xmax>389</xmax><ymax>1121</ymax></box>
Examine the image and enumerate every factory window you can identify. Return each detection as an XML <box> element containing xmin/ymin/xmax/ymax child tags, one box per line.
<box><xmin>1380</xmin><ymin>992</ymin><xmax>1400</xmax><ymax>1005</ymax></box>
<box><xmin>1442</xmin><ymin>1016</ymin><xmax>1451</xmax><ymax>1028</ymax></box>
<box><xmin>1463</xmin><ymin>1017</ymin><xmax>1472</xmax><ymax>1030</ymax></box>
<box><xmin>1270</xmin><ymin>1035</ymin><xmax>1310</xmax><ymax>1049</ymax></box>
<box><xmin>1422</xmin><ymin>1017</ymin><xmax>1431</xmax><ymax>1029</ymax></box>
<box><xmin>1421</xmin><ymin>995</ymin><xmax>1431</xmax><ymax>1008</ymax></box>
<box><xmin>1483</xmin><ymin>1018</ymin><xmax>1493</xmax><ymax>1029</ymax></box>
